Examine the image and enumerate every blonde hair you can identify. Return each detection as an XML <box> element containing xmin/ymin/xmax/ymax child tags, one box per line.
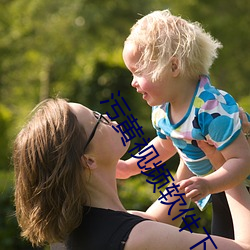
<box><xmin>125</xmin><ymin>9</ymin><xmax>222</xmax><ymax>81</ymax></box>
<box><xmin>13</xmin><ymin>98</ymin><xmax>88</xmax><ymax>246</ymax></box>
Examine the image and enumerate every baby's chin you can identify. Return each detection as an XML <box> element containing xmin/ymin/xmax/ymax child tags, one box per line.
<box><xmin>145</xmin><ymin>98</ymin><xmax>164</xmax><ymax>107</ymax></box>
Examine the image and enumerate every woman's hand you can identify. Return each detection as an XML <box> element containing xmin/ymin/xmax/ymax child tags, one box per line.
<box><xmin>239</xmin><ymin>107</ymin><xmax>250</xmax><ymax>140</ymax></box>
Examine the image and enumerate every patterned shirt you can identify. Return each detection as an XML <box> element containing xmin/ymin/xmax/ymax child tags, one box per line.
<box><xmin>152</xmin><ymin>75</ymin><xmax>241</xmax><ymax>176</ymax></box>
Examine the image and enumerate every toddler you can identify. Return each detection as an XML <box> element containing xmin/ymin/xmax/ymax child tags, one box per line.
<box><xmin>121</xmin><ymin>9</ymin><xmax>250</xmax><ymax>238</ymax></box>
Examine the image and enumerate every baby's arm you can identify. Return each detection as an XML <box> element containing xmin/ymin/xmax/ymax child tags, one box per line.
<box><xmin>180</xmin><ymin>132</ymin><xmax>250</xmax><ymax>201</ymax></box>
<box><xmin>116</xmin><ymin>136</ymin><xmax>177</xmax><ymax>179</ymax></box>
<box><xmin>207</xmin><ymin>132</ymin><xmax>250</xmax><ymax>190</ymax></box>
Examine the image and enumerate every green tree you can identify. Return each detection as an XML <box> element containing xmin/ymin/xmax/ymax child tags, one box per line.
<box><xmin>0</xmin><ymin>1</ymin><xmax>249</xmax><ymax>248</ymax></box>
<box><xmin>186</xmin><ymin>0</ymin><xmax>250</xmax><ymax>101</ymax></box>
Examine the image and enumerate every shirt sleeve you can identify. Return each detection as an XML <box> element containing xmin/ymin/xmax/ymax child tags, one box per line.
<box><xmin>197</xmin><ymin>90</ymin><xmax>241</xmax><ymax>150</ymax></box>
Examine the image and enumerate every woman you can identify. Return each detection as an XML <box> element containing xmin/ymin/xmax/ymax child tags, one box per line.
<box><xmin>13</xmin><ymin>98</ymin><xmax>250</xmax><ymax>249</ymax></box>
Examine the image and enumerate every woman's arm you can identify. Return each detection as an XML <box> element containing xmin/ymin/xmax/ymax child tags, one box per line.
<box><xmin>125</xmin><ymin>184</ymin><xmax>250</xmax><ymax>250</ymax></box>
<box><xmin>239</xmin><ymin>108</ymin><xmax>250</xmax><ymax>137</ymax></box>
<box><xmin>225</xmin><ymin>184</ymin><xmax>250</xmax><ymax>244</ymax></box>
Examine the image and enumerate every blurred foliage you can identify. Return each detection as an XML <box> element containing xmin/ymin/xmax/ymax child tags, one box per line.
<box><xmin>239</xmin><ymin>95</ymin><xmax>250</xmax><ymax>111</ymax></box>
<box><xmin>0</xmin><ymin>104</ymin><xmax>12</xmax><ymax>169</ymax></box>
<box><xmin>0</xmin><ymin>0</ymin><xmax>249</xmax><ymax>249</ymax></box>
<box><xmin>1</xmin><ymin>0</ymin><xmax>249</xmax><ymax>169</ymax></box>
<box><xmin>0</xmin><ymin>171</ymin><xmax>43</xmax><ymax>250</ymax></box>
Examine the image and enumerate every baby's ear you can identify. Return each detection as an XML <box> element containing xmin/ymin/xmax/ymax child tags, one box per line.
<box><xmin>171</xmin><ymin>57</ymin><xmax>180</xmax><ymax>76</ymax></box>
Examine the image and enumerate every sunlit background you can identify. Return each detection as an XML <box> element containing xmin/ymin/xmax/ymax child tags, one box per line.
<box><xmin>0</xmin><ymin>0</ymin><xmax>249</xmax><ymax>249</ymax></box>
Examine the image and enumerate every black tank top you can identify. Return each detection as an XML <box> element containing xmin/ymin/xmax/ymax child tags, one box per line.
<box><xmin>66</xmin><ymin>206</ymin><xmax>148</xmax><ymax>250</ymax></box>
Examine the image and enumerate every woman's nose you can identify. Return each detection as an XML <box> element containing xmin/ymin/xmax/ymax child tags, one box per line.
<box><xmin>103</xmin><ymin>114</ymin><xmax>112</xmax><ymax>123</ymax></box>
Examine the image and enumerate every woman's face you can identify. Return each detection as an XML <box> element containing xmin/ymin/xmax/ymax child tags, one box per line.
<box><xmin>68</xmin><ymin>103</ymin><xmax>130</xmax><ymax>162</ymax></box>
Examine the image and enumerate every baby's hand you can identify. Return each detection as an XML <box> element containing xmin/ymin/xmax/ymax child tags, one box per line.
<box><xmin>178</xmin><ymin>176</ymin><xmax>211</xmax><ymax>202</ymax></box>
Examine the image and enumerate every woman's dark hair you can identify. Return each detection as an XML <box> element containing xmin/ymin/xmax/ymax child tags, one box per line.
<box><xmin>13</xmin><ymin>98</ymin><xmax>88</xmax><ymax>246</ymax></box>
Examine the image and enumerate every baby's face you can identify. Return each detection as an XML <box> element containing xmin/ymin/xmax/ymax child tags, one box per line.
<box><xmin>123</xmin><ymin>42</ymin><xmax>174</xmax><ymax>106</ymax></box>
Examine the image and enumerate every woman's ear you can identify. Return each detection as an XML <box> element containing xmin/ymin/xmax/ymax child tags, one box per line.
<box><xmin>82</xmin><ymin>155</ymin><xmax>97</xmax><ymax>169</ymax></box>
<box><xmin>170</xmin><ymin>57</ymin><xmax>180</xmax><ymax>77</ymax></box>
